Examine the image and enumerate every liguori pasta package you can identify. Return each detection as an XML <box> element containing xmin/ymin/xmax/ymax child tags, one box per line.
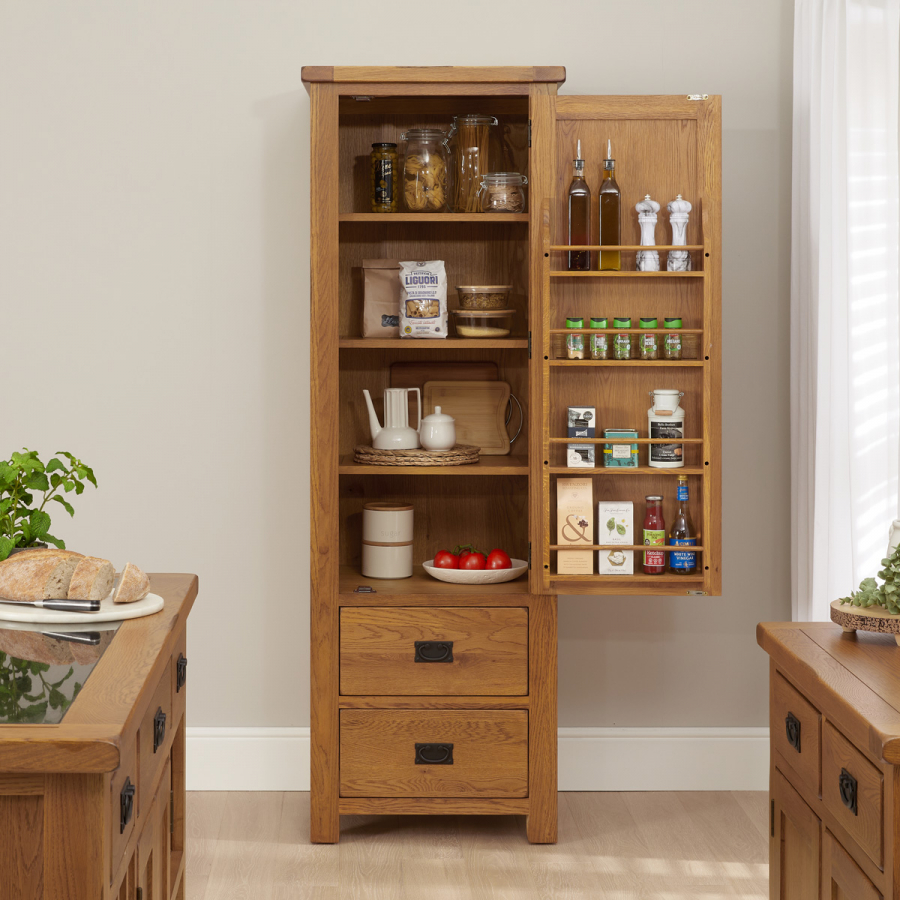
<box><xmin>399</xmin><ymin>260</ymin><xmax>448</xmax><ymax>339</ymax></box>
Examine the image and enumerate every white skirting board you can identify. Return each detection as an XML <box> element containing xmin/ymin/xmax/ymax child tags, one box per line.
<box><xmin>186</xmin><ymin>726</ymin><xmax>769</xmax><ymax>792</ymax></box>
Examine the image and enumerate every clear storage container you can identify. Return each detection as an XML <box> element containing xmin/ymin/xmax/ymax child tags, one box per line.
<box><xmin>478</xmin><ymin>173</ymin><xmax>527</xmax><ymax>213</ymax></box>
<box><xmin>401</xmin><ymin>128</ymin><xmax>449</xmax><ymax>212</ymax></box>
<box><xmin>451</xmin><ymin>308</ymin><xmax>516</xmax><ymax>338</ymax></box>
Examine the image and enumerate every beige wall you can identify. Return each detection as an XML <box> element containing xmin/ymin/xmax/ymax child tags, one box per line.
<box><xmin>0</xmin><ymin>0</ymin><xmax>793</xmax><ymax>729</ymax></box>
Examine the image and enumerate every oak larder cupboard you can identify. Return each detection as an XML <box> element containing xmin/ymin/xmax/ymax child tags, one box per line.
<box><xmin>304</xmin><ymin>65</ymin><xmax>722</xmax><ymax>843</ymax></box>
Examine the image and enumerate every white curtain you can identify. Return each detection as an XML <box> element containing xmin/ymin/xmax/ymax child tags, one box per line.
<box><xmin>792</xmin><ymin>0</ymin><xmax>900</xmax><ymax>621</ymax></box>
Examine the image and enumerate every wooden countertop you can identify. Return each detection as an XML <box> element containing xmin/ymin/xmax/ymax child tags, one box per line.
<box><xmin>0</xmin><ymin>573</ymin><xmax>197</xmax><ymax>774</ymax></box>
<box><xmin>758</xmin><ymin>621</ymin><xmax>900</xmax><ymax>766</ymax></box>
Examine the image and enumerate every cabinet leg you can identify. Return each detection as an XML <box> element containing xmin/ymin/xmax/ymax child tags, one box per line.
<box><xmin>526</xmin><ymin>802</ymin><xmax>558</xmax><ymax>844</ymax></box>
<box><xmin>310</xmin><ymin>794</ymin><xmax>340</xmax><ymax>843</ymax></box>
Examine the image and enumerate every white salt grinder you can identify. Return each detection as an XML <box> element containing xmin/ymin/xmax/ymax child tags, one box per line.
<box><xmin>635</xmin><ymin>194</ymin><xmax>661</xmax><ymax>272</ymax></box>
<box><xmin>362</xmin><ymin>501</ymin><xmax>414</xmax><ymax>579</ymax></box>
<box><xmin>667</xmin><ymin>194</ymin><xmax>692</xmax><ymax>272</ymax></box>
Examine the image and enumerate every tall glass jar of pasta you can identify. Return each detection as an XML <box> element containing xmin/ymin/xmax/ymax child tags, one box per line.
<box><xmin>401</xmin><ymin>129</ymin><xmax>449</xmax><ymax>212</ymax></box>
<box><xmin>444</xmin><ymin>115</ymin><xmax>501</xmax><ymax>213</ymax></box>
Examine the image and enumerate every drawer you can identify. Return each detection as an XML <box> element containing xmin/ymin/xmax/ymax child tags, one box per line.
<box><xmin>340</xmin><ymin>709</ymin><xmax>528</xmax><ymax>798</ymax></box>
<box><xmin>139</xmin><ymin>662</ymin><xmax>173</xmax><ymax>807</ymax></box>
<box><xmin>822</xmin><ymin>721</ymin><xmax>883</xmax><ymax>868</ymax></box>
<box><xmin>772</xmin><ymin>672</ymin><xmax>821</xmax><ymax>797</ymax></box>
<box><xmin>340</xmin><ymin>607</ymin><xmax>528</xmax><ymax>696</ymax></box>
<box><xmin>109</xmin><ymin>730</ymin><xmax>138</xmax><ymax>885</ymax></box>
<box><xmin>172</xmin><ymin>629</ymin><xmax>187</xmax><ymax>727</ymax></box>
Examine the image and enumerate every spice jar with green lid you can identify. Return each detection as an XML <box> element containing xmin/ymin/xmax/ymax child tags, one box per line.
<box><xmin>371</xmin><ymin>143</ymin><xmax>399</xmax><ymax>212</ymax></box>
<box><xmin>613</xmin><ymin>317</ymin><xmax>632</xmax><ymax>360</ymax></box>
<box><xmin>639</xmin><ymin>317</ymin><xmax>659</xmax><ymax>360</ymax></box>
<box><xmin>566</xmin><ymin>316</ymin><xmax>585</xmax><ymax>360</ymax></box>
<box><xmin>664</xmin><ymin>317</ymin><xmax>683</xmax><ymax>360</ymax></box>
<box><xmin>590</xmin><ymin>316</ymin><xmax>609</xmax><ymax>359</ymax></box>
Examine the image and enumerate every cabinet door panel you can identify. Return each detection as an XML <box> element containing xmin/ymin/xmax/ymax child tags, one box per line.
<box><xmin>772</xmin><ymin>769</ymin><xmax>820</xmax><ymax>900</ymax></box>
<box><xmin>823</xmin><ymin>830</ymin><xmax>881</xmax><ymax>900</ymax></box>
<box><xmin>137</xmin><ymin>758</ymin><xmax>171</xmax><ymax>900</ymax></box>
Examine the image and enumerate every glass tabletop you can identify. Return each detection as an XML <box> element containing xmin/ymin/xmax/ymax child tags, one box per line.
<box><xmin>0</xmin><ymin>623</ymin><xmax>120</xmax><ymax>725</ymax></box>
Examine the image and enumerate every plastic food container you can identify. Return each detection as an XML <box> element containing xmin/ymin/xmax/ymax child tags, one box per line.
<box><xmin>451</xmin><ymin>308</ymin><xmax>516</xmax><ymax>338</ymax></box>
<box><xmin>456</xmin><ymin>285</ymin><xmax>512</xmax><ymax>310</ymax></box>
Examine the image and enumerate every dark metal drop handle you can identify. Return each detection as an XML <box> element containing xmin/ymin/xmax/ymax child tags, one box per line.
<box><xmin>415</xmin><ymin>641</ymin><xmax>454</xmax><ymax>663</ymax></box>
<box><xmin>785</xmin><ymin>712</ymin><xmax>801</xmax><ymax>753</ymax></box>
<box><xmin>176</xmin><ymin>654</ymin><xmax>188</xmax><ymax>692</ymax></box>
<box><xmin>120</xmin><ymin>778</ymin><xmax>135</xmax><ymax>833</ymax></box>
<box><xmin>839</xmin><ymin>768</ymin><xmax>858</xmax><ymax>815</ymax></box>
<box><xmin>415</xmin><ymin>743</ymin><xmax>454</xmax><ymax>765</ymax></box>
<box><xmin>153</xmin><ymin>707</ymin><xmax>167</xmax><ymax>753</ymax></box>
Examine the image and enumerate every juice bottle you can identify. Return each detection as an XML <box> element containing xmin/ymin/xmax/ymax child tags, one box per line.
<box><xmin>643</xmin><ymin>495</ymin><xmax>665</xmax><ymax>575</ymax></box>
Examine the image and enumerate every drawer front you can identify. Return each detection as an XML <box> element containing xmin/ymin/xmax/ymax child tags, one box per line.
<box><xmin>822</xmin><ymin>721</ymin><xmax>883</xmax><ymax>868</ymax></box>
<box><xmin>772</xmin><ymin>672</ymin><xmax>821</xmax><ymax>797</ymax></box>
<box><xmin>340</xmin><ymin>709</ymin><xmax>528</xmax><ymax>798</ymax></box>
<box><xmin>340</xmin><ymin>607</ymin><xmax>528</xmax><ymax>696</ymax></box>
<box><xmin>172</xmin><ymin>629</ymin><xmax>187</xmax><ymax>728</ymax></box>
<box><xmin>139</xmin><ymin>662</ymin><xmax>173</xmax><ymax>806</ymax></box>
<box><xmin>109</xmin><ymin>730</ymin><xmax>138</xmax><ymax>884</ymax></box>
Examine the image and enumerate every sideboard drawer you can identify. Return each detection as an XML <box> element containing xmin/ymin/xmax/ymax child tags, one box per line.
<box><xmin>339</xmin><ymin>709</ymin><xmax>528</xmax><ymax>798</ymax></box>
<box><xmin>109</xmin><ymin>730</ymin><xmax>138</xmax><ymax>884</ymax></box>
<box><xmin>772</xmin><ymin>672</ymin><xmax>821</xmax><ymax>797</ymax></box>
<box><xmin>822</xmin><ymin>721</ymin><xmax>883</xmax><ymax>868</ymax></box>
<box><xmin>139</xmin><ymin>663</ymin><xmax>173</xmax><ymax>804</ymax></box>
<box><xmin>340</xmin><ymin>607</ymin><xmax>528</xmax><ymax>696</ymax></box>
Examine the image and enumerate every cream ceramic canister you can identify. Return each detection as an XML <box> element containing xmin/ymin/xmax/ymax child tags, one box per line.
<box><xmin>419</xmin><ymin>406</ymin><xmax>456</xmax><ymax>451</ymax></box>
<box><xmin>362</xmin><ymin>501</ymin><xmax>414</xmax><ymax>579</ymax></box>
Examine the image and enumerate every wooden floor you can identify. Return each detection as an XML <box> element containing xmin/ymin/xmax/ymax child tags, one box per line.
<box><xmin>185</xmin><ymin>791</ymin><xmax>769</xmax><ymax>899</ymax></box>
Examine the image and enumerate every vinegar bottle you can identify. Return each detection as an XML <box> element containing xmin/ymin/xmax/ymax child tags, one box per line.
<box><xmin>669</xmin><ymin>475</ymin><xmax>697</xmax><ymax>574</ymax></box>
<box><xmin>643</xmin><ymin>495</ymin><xmax>665</xmax><ymax>575</ymax></box>
<box><xmin>567</xmin><ymin>140</ymin><xmax>591</xmax><ymax>271</ymax></box>
<box><xmin>599</xmin><ymin>139</ymin><xmax>621</xmax><ymax>271</ymax></box>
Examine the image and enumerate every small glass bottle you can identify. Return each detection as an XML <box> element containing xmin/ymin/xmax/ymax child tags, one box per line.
<box><xmin>566</xmin><ymin>316</ymin><xmax>585</xmax><ymax>359</ymax></box>
<box><xmin>669</xmin><ymin>475</ymin><xmax>697</xmax><ymax>575</ymax></box>
<box><xmin>599</xmin><ymin>140</ymin><xmax>621</xmax><ymax>271</ymax></box>
<box><xmin>590</xmin><ymin>316</ymin><xmax>609</xmax><ymax>359</ymax></box>
<box><xmin>568</xmin><ymin>141</ymin><xmax>591</xmax><ymax>271</ymax></box>
<box><xmin>664</xmin><ymin>318</ymin><xmax>683</xmax><ymax>360</ymax></box>
<box><xmin>639</xmin><ymin>318</ymin><xmax>659</xmax><ymax>359</ymax></box>
<box><xmin>371</xmin><ymin>142</ymin><xmax>399</xmax><ymax>213</ymax></box>
<box><xmin>613</xmin><ymin>317</ymin><xmax>632</xmax><ymax>360</ymax></box>
<box><xmin>643</xmin><ymin>495</ymin><xmax>666</xmax><ymax>575</ymax></box>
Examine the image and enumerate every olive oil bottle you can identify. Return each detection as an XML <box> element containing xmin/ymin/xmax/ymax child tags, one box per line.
<box><xmin>599</xmin><ymin>139</ymin><xmax>621</xmax><ymax>271</ymax></box>
<box><xmin>567</xmin><ymin>140</ymin><xmax>590</xmax><ymax>271</ymax></box>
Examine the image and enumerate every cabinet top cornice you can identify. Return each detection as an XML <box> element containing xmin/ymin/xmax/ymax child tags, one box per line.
<box><xmin>301</xmin><ymin>65</ymin><xmax>566</xmax><ymax>88</ymax></box>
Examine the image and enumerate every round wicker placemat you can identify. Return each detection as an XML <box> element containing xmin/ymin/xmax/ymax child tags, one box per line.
<box><xmin>354</xmin><ymin>444</ymin><xmax>481</xmax><ymax>467</ymax></box>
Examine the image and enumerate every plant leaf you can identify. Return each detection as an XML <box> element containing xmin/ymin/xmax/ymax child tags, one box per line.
<box><xmin>28</xmin><ymin>510</ymin><xmax>50</xmax><ymax>540</ymax></box>
<box><xmin>24</xmin><ymin>472</ymin><xmax>49</xmax><ymax>492</ymax></box>
<box><xmin>43</xmin><ymin>533</ymin><xmax>65</xmax><ymax>549</ymax></box>
<box><xmin>0</xmin><ymin>537</ymin><xmax>14</xmax><ymax>561</ymax></box>
<box><xmin>45</xmin><ymin>458</ymin><xmax>65</xmax><ymax>474</ymax></box>
<box><xmin>51</xmin><ymin>495</ymin><xmax>74</xmax><ymax>516</ymax></box>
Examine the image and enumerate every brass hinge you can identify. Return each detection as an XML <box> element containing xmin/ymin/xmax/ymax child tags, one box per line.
<box><xmin>352</xmin><ymin>95</ymin><xmax>372</xmax><ymax>102</ymax></box>
<box><xmin>528</xmin><ymin>119</ymin><xmax>532</xmax><ymax>148</ymax></box>
<box><xmin>687</xmin><ymin>94</ymin><xmax>709</xmax><ymax>101</ymax></box>
<box><xmin>171</xmin><ymin>791</ymin><xmax>175</xmax><ymax>834</ymax></box>
<box><xmin>685</xmin><ymin>590</ymin><xmax>708</xmax><ymax>595</ymax></box>
<box><xmin>770</xmin><ymin>799</ymin><xmax>775</xmax><ymax>837</ymax></box>
<box><xmin>137</xmin><ymin>889</ymin><xmax>143</xmax><ymax>900</ymax></box>
<box><xmin>528</xmin><ymin>331</ymin><xmax>532</xmax><ymax>359</ymax></box>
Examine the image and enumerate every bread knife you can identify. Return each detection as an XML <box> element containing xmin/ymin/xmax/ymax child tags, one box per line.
<box><xmin>0</xmin><ymin>597</ymin><xmax>100</xmax><ymax>613</ymax></box>
<box><xmin>43</xmin><ymin>631</ymin><xmax>101</xmax><ymax>645</ymax></box>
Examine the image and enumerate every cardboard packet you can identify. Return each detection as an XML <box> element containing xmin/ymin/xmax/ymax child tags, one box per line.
<box><xmin>597</xmin><ymin>501</ymin><xmax>634</xmax><ymax>574</ymax></box>
<box><xmin>556</xmin><ymin>477</ymin><xmax>594</xmax><ymax>575</ymax></box>
<box><xmin>362</xmin><ymin>259</ymin><xmax>401</xmax><ymax>338</ymax></box>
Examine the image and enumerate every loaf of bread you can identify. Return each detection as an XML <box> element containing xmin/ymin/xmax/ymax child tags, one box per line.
<box><xmin>8</xmin><ymin>548</ymin><xmax>84</xmax><ymax>562</ymax></box>
<box><xmin>112</xmin><ymin>562</ymin><xmax>150</xmax><ymax>604</ymax></box>
<box><xmin>0</xmin><ymin>555</ymin><xmax>80</xmax><ymax>601</ymax></box>
<box><xmin>68</xmin><ymin>556</ymin><xmax>115</xmax><ymax>602</ymax></box>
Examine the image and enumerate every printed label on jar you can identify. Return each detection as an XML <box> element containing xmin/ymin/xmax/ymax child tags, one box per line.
<box><xmin>650</xmin><ymin>420</ymin><xmax>684</xmax><ymax>464</ymax></box>
<box><xmin>374</xmin><ymin>160</ymin><xmax>394</xmax><ymax>203</ymax></box>
<box><xmin>665</xmin><ymin>334</ymin><xmax>682</xmax><ymax>355</ymax></box>
<box><xmin>677</xmin><ymin>482</ymin><xmax>689</xmax><ymax>502</ymax></box>
<box><xmin>614</xmin><ymin>334</ymin><xmax>631</xmax><ymax>359</ymax></box>
<box><xmin>612</xmin><ymin>443</ymin><xmax>631</xmax><ymax>459</ymax></box>
<box><xmin>641</xmin><ymin>334</ymin><xmax>657</xmax><ymax>351</ymax></box>
<box><xmin>643</xmin><ymin>529</ymin><xmax>665</xmax><ymax>567</ymax></box>
<box><xmin>670</xmin><ymin>538</ymin><xmax>697</xmax><ymax>569</ymax></box>
<box><xmin>590</xmin><ymin>334</ymin><xmax>608</xmax><ymax>357</ymax></box>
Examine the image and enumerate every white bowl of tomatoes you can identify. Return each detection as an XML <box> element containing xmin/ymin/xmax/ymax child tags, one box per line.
<box><xmin>423</xmin><ymin>546</ymin><xmax>528</xmax><ymax>584</ymax></box>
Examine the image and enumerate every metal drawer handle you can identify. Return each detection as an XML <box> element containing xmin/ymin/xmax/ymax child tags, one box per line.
<box><xmin>153</xmin><ymin>707</ymin><xmax>167</xmax><ymax>753</ymax></box>
<box><xmin>176</xmin><ymin>654</ymin><xmax>188</xmax><ymax>692</ymax></box>
<box><xmin>414</xmin><ymin>641</ymin><xmax>453</xmax><ymax>663</ymax></box>
<box><xmin>415</xmin><ymin>742</ymin><xmax>454</xmax><ymax>765</ymax></box>
<box><xmin>839</xmin><ymin>768</ymin><xmax>858</xmax><ymax>815</ymax></box>
<box><xmin>785</xmin><ymin>712</ymin><xmax>801</xmax><ymax>752</ymax></box>
<box><xmin>120</xmin><ymin>777</ymin><xmax>135</xmax><ymax>834</ymax></box>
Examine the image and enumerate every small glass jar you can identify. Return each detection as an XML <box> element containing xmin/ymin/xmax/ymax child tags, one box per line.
<box><xmin>613</xmin><ymin>317</ymin><xmax>632</xmax><ymax>360</ymax></box>
<box><xmin>401</xmin><ymin>128</ymin><xmax>449</xmax><ymax>212</ymax></box>
<box><xmin>589</xmin><ymin>317</ymin><xmax>609</xmax><ymax>359</ymax></box>
<box><xmin>478</xmin><ymin>172</ymin><xmax>528</xmax><ymax>213</ymax></box>
<box><xmin>370</xmin><ymin>143</ymin><xmax>399</xmax><ymax>213</ymax></box>
<box><xmin>639</xmin><ymin>317</ymin><xmax>659</xmax><ymax>360</ymax></box>
<box><xmin>566</xmin><ymin>316</ymin><xmax>585</xmax><ymax>359</ymax></box>
<box><xmin>664</xmin><ymin>317</ymin><xmax>683</xmax><ymax>360</ymax></box>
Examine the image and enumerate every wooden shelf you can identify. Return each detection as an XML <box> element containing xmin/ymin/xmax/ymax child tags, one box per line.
<box><xmin>549</xmin><ymin>328</ymin><xmax>703</xmax><ymax>335</ymax></box>
<box><xmin>340</xmin><ymin>213</ymin><xmax>529</xmax><ymax>223</ymax></box>
<box><xmin>549</xmin><ymin>438</ymin><xmax>704</xmax><ymax>445</ymax></box>
<box><xmin>549</xmin><ymin>574</ymin><xmax>707</xmax><ymax>595</ymax></box>
<box><xmin>340</xmin><ymin>455</ymin><xmax>529</xmax><ymax>476</ymax></box>
<box><xmin>340</xmin><ymin>337</ymin><xmax>529</xmax><ymax>349</ymax></box>
<box><xmin>549</xmin><ymin>244</ymin><xmax>705</xmax><ymax>251</ymax></box>
<box><xmin>339</xmin><ymin>565</ymin><xmax>530</xmax><ymax>597</ymax></box>
<box><xmin>548</xmin><ymin>466</ymin><xmax>706</xmax><ymax>475</ymax></box>
<box><xmin>551</xmin><ymin>545</ymin><xmax>705</xmax><ymax>552</ymax></box>
<box><xmin>551</xmin><ymin>573</ymin><xmax>704</xmax><ymax>582</ymax></box>
<box><xmin>549</xmin><ymin>359</ymin><xmax>705</xmax><ymax>367</ymax></box>
<box><xmin>549</xmin><ymin>271</ymin><xmax>705</xmax><ymax>278</ymax></box>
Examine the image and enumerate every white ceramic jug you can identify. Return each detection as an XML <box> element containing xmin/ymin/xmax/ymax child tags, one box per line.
<box><xmin>363</xmin><ymin>388</ymin><xmax>421</xmax><ymax>449</ymax></box>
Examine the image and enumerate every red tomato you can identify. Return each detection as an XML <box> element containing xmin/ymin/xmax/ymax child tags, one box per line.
<box><xmin>459</xmin><ymin>552</ymin><xmax>486</xmax><ymax>570</ymax></box>
<box><xmin>433</xmin><ymin>550</ymin><xmax>459</xmax><ymax>569</ymax></box>
<box><xmin>485</xmin><ymin>549</ymin><xmax>512</xmax><ymax>570</ymax></box>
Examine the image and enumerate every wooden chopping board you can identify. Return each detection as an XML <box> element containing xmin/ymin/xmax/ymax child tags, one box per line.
<box><xmin>424</xmin><ymin>381</ymin><xmax>511</xmax><ymax>456</ymax></box>
<box><xmin>391</xmin><ymin>361</ymin><xmax>498</xmax><ymax>425</ymax></box>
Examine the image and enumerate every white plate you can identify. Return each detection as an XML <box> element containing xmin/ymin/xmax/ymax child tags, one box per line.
<box><xmin>422</xmin><ymin>559</ymin><xmax>528</xmax><ymax>584</ymax></box>
<box><xmin>0</xmin><ymin>592</ymin><xmax>164</xmax><ymax>625</ymax></box>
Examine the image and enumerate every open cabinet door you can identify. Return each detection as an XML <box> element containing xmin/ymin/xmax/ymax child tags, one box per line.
<box><xmin>538</xmin><ymin>94</ymin><xmax>722</xmax><ymax>596</ymax></box>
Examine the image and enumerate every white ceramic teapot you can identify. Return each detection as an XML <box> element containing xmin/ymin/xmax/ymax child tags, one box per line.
<box><xmin>419</xmin><ymin>406</ymin><xmax>456</xmax><ymax>451</ymax></box>
<box><xmin>363</xmin><ymin>388</ymin><xmax>421</xmax><ymax>450</ymax></box>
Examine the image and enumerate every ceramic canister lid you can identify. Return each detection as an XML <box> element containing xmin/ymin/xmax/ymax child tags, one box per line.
<box><xmin>363</xmin><ymin>501</ymin><xmax>414</xmax><ymax>512</ymax></box>
<box><xmin>421</xmin><ymin>405</ymin><xmax>454</xmax><ymax>423</ymax></box>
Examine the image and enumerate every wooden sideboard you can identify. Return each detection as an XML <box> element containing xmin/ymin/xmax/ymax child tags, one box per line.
<box><xmin>0</xmin><ymin>573</ymin><xmax>197</xmax><ymax>900</ymax></box>
<box><xmin>758</xmin><ymin>621</ymin><xmax>900</xmax><ymax>898</ymax></box>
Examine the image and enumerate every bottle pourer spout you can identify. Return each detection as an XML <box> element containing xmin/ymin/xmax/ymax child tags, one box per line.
<box><xmin>607</xmin><ymin>139</ymin><xmax>612</xmax><ymax>159</ymax></box>
<box><xmin>576</xmin><ymin>139</ymin><xmax>582</xmax><ymax>160</ymax></box>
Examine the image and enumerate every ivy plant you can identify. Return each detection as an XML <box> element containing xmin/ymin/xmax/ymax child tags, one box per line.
<box><xmin>0</xmin><ymin>652</ymin><xmax>81</xmax><ymax>723</ymax></box>
<box><xmin>0</xmin><ymin>449</ymin><xmax>97</xmax><ymax>561</ymax></box>
<box><xmin>839</xmin><ymin>544</ymin><xmax>900</xmax><ymax>615</ymax></box>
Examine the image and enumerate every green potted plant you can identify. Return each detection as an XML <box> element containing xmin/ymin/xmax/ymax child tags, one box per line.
<box><xmin>0</xmin><ymin>449</ymin><xmax>97</xmax><ymax>561</ymax></box>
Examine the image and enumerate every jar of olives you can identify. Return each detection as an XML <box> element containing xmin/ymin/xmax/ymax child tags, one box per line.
<box><xmin>370</xmin><ymin>143</ymin><xmax>399</xmax><ymax>213</ymax></box>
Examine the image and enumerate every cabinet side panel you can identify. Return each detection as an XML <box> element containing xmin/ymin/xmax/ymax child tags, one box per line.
<box><xmin>310</xmin><ymin>82</ymin><xmax>341</xmax><ymax>844</ymax></box>
<box><xmin>0</xmin><ymin>792</ymin><xmax>43</xmax><ymax>898</ymax></box>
